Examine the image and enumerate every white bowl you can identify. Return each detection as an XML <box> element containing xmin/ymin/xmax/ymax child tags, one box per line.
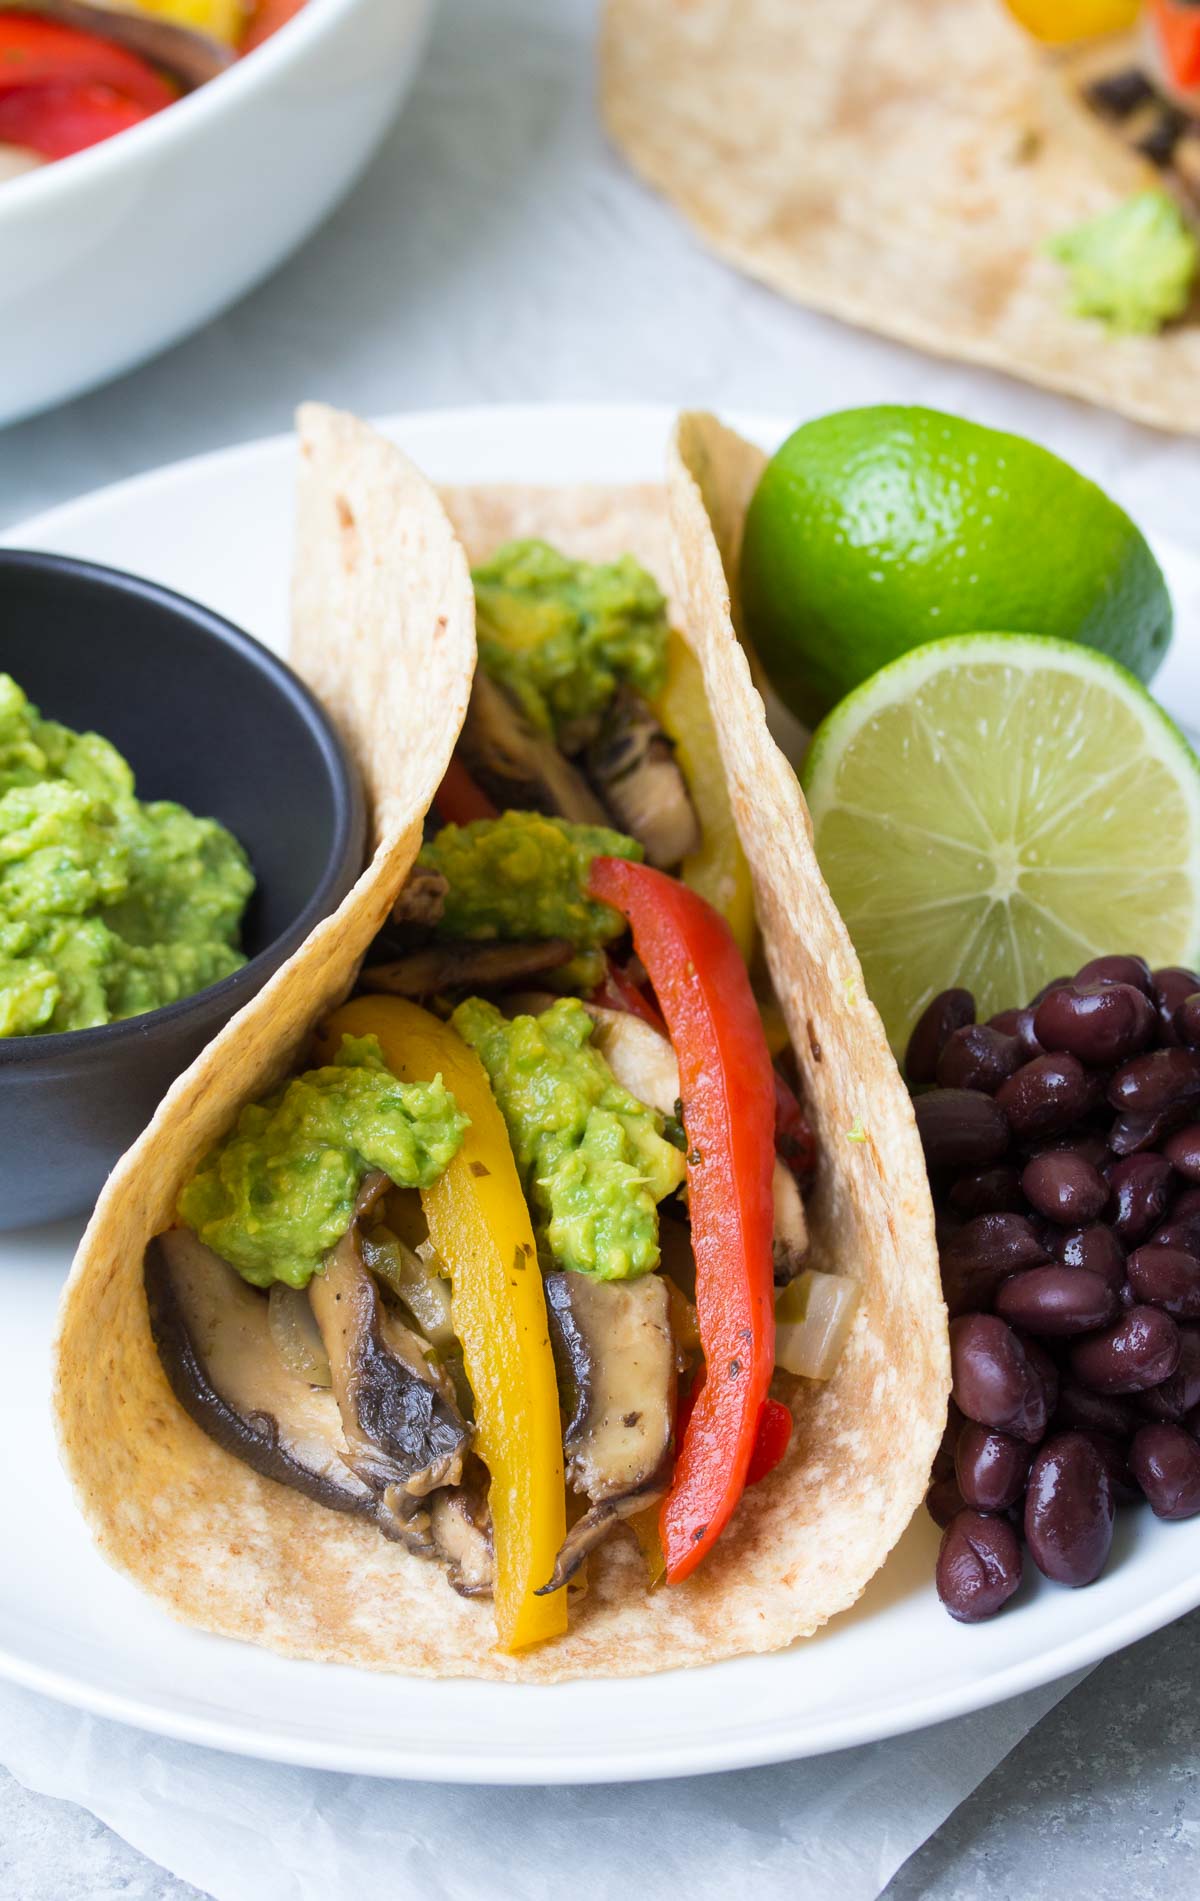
<box><xmin>0</xmin><ymin>0</ymin><xmax>436</xmax><ymax>425</ymax></box>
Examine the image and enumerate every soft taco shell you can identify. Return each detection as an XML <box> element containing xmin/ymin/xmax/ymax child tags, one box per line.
<box><xmin>52</xmin><ymin>407</ymin><xmax>948</xmax><ymax>1681</ymax></box>
<box><xmin>602</xmin><ymin>0</ymin><xmax>1200</xmax><ymax>434</ymax></box>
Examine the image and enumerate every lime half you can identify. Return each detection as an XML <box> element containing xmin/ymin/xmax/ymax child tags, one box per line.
<box><xmin>801</xmin><ymin>634</ymin><xmax>1200</xmax><ymax>1053</ymax></box>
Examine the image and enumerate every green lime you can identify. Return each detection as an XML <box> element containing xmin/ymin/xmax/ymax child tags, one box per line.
<box><xmin>740</xmin><ymin>407</ymin><xmax>1172</xmax><ymax>727</ymax></box>
<box><xmin>801</xmin><ymin>634</ymin><xmax>1200</xmax><ymax>1054</ymax></box>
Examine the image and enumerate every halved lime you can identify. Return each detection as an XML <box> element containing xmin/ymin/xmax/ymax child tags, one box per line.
<box><xmin>801</xmin><ymin>634</ymin><xmax>1200</xmax><ymax>1054</ymax></box>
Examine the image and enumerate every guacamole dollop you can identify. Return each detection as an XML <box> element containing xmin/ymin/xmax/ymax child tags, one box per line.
<box><xmin>472</xmin><ymin>539</ymin><xmax>669</xmax><ymax>741</ymax></box>
<box><xmin>451</xmin><ymin>996</ymin><xmax>685</xmax><ymax>1281</ymax></box>
<box><xmin>0</xmin><ymin>674</ymin><xmax>254</xmax><ymax>1037</ymax></box>
<box><xmin>1048</xmin><ymin>190</ymin><xmax>1199</xmax><ymax>336</ymax></box>
<box><xmin>419</xmin><ymin>810</ymin><xmax>642</xmax><ymax>949</ymax></box>
<box><xmin>178</xmin><ymin>1033</ymin><xmax>469</xmax><ymax>1288</ymax></box>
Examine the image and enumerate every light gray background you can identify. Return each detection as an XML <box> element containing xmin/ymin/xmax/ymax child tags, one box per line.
<box><xmin>3</xmin><ymin>0</ymin><xmax>1199</xmax><ymax>1895</ymax></box>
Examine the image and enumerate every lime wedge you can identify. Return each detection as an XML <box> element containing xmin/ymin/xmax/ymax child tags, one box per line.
<box><xmin>801</xmin><ymin>635</ymin><xmax>1200</xmax><ymax>1053</ymax></box>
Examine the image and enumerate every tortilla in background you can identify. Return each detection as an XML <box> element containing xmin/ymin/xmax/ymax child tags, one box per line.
<box><xmin>52</xmin><ymin>408</ymin><xmax>949</xmax><ymax>1680</ymax></box>
<box><xmin>602</xmin><ymin>0</ymin><xmax>1200</xmax><ymax>435</ymax></box>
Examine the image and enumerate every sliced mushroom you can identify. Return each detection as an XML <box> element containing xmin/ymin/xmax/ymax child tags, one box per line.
<box><xmin>391</xmin><ymin>864</ymin><xmax>448</xmax><ymax>930</ymax></box>
<box><xmin>583</xmin><ymin>1004</ymin><xmax>679</xmax><ymax>1116</ymax></box>
<box><xmin>585</xmin><ymin>688</ymin><xmax>700</xmax><ymax>868</ymax></box>
<box><xmin>428</xmin><ymin>1464</ymin><xmax>495</xmax><ymax>1598</ymax></box>
<box><xmin>460</xmin><ymin>670</ymin><xmax>610</xmax><ymax>823</ymax></box>
<box><xmin>20</xmin><ymin>0</ymin><xmax>232</xmax><ymax>87</ymax></box>
<box><xmin>359</xmin><ymin>938</ymin><xmax>575</xmax><ymax>998</ymax></box>
<box><xmin>309</xmin><ymin>1221</ymin><xmax>471</xmax><ymax>1500</ymax></box>
<box><xmin>772</xmin><ymin>1156</ymin><xmax>810</xmax><ymax>1284</ymax></box>
<box><xmin>536</xmin><ymin>1477</ymin><xmax>667</xmax><ymax>1596</ymax></box>
<box><xmin>145</xmin><ymin>1228</ymin><xmax>431</xmax><ymax>1551</ymax></box>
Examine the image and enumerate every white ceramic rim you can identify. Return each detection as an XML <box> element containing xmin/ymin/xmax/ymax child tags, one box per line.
<box><xmin>2</xmin><ymin>403</ymin><xmax>1199</xmax><ymax>1783</ymax></box>
<box><xmin>0</xmin><ymin>0</ymin><xmax>360</xmax><ymax>215</ymax></box>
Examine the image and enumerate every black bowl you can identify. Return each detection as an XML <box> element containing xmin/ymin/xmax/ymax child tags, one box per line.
<box><xmin>0</xmin><ymin>550</ymin><xmax>366</xmax><ymax>1228</ymax></box>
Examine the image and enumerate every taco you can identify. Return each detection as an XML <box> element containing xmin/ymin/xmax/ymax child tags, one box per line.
<box><xmin>601</xmin><ymin>0</ymin><xmax>1200</xmax><ymax>434</ymax></box>
<box><xmin>52</xmin><ymin>406</ymin><xmax>947</xmax><ymax>1679</ymax></box>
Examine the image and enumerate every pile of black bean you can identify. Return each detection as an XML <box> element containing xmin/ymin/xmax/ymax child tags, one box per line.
<box><xmin>908</xmin><ymin>954</ymin><xmax>1200</xmax><ymax>1623</ymax></box>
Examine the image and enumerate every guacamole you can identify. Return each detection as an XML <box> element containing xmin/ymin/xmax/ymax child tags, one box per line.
<box><xmin>472</xmin><ymin>539</ymin><xmax>669</xmax><ymax>741</ymax></box>
<box><xmin>1048</xmin><ymin>190</ymin><xmax>1199</xmax><ymax>336</ymax></box>
<box><xmin>451</xmin><ymin>996</ymin><xmax>685</xmax><ymax>1280</ymax></box>
<box><xmin>178</xmin><ymin>1033</ymin><xmax>469</xmax><ymax>1288</ymax></box>
<box><xmin>0</xmin><ymin>674</ymin><xmax>254</xmax><ymax>1037</ymax></box>
<box><xmin>419</xmin><ymin>810</ymin><xmax>642</xmax><ymax>948</ymax></box>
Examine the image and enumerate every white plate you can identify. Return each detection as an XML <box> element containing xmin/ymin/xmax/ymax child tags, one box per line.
<box><xmin>4</xmin><ymin>404</ymin><xmax>1200</xmax><ymax>1785</ymax></box>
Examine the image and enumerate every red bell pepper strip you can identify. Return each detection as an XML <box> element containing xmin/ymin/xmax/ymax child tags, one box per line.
<box><xmin>0</xmin><ymin>81</ymin><xmax>156</xmax><ymax>158</ymax></box>
<box><xmin>241</xmin><ymin>0</ymin><xmax>307</xmax><ymax>54</ymax></box>
<box><xmin>587</xmin><ymin>857</ymin><xmax>776</xmax><ymax>1584</ymax></box>
<box><xmin>773</xmin><ymin>1067</ymin><xmax>816</xmax><ymax>1193</ymax></box>
<box><xmin>589</xmin><ymin>954</ymin><xmax>667</xmax><ymax>1034</ymax></box>
<box><xmin>434</xmin><ymin>756</ymin><xmax>498</xmax><ymax>827</ymax></box>
<box><xmin>1151</xmin><ymin>0</ymin><xmax>1200</xmax><ymax>91</ymax></box>
<box><xmin>746</xmin><ymin>1397</ymin><xmax>792</xmax><ymax>1486</ymax></box>
<box><xmin>0</xmin><ymin>15</ymin><xmax>173</xmax><ymax>106</ymax></box>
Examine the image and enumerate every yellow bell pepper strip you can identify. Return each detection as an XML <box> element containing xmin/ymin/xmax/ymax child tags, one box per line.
<box><xmin>653</xmin><ymin>629</ymin><xmax>757</xmax><ymax>964</ymax></box>
<box><xmin>132</xmin><ymin>0</ymin><xmax>244</xmax><ymax>42</ymax></box>
<box><xmin>1002</xmin><ymin>0</ymin><xmax>1139</xmax><ymax>40</ymax></box>
<box><xmin>315</xmin><ymin>995</ymin><xmax>567</xmax><ymax>1653</ymax></box>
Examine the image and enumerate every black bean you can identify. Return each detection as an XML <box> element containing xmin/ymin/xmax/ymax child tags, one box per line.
<box><xmin>1163</xmin><ymin>1124</ymin><xmax>1200</xmax><ymax>1181</ymax></box>
<box><xmin>914</xmin><ymin>1089</ymin><xmax>1010</xmax><ymax>1169</ymax></box>
<box><xmin>1021</xmin><ymin>1152</ymin><xmax>1109</xmax><ymax>1226</ymax></box>
<box><xmin>1129</xmin><ymin>1423</ymin><xmax>1200</xmax><ymax>1519</ymax></box>
<box><xmin>950</xmin><ymin>1314</ymin><xmax>1048</xmax><ymax>1441</ymax></box>
<box><xmin>1109</xmin><ymin>1108</ymin><xmax>1172</xmax><ymax>1156</ymax></box>
<box><xmin>949</xmin><ymin>1165</ymin><xmax>1026</xmax><ymax>1217</ymax></box>
<box><xmin>1034</xmin><ymin>982</ymin><xmax>1155</xmax><ymax>1066</ymax></box>
<box><xmin>1053</xmin><ymin>1224</ymin><xmax>1126</xmax><ymax>1289</ymax></box>
<box><xmin>1109</xmin><ymin>1153</ymin><xmax>1174</xmax><ymax>1243</ymax></box>
<box><xmin>940</xmin><ymin>1212</ymin><xmax>1049</xmax><ymax>1315</ymax></box>
<box><xmin>1153</xmin><ymin>967</ymin><xmax>1200</xmax><ymax>1045</ymax></box>
<box><xmin>906</xmin><ymin>988</ymin><xmax>975</xmax><ymax>1085</ymax></box>
<box><xmin>932</xmin><ymin>1402</ymin><xmax>964</xmax><ymax>1480</ymax></box>
<box><xmin>1075</xmin><ymin>1430</ymin><xmax>1140</xmax><ymax>1505</ymax></box>
<box><xmin>1054</xmin><ymin>1379</ymin><xmax>1138</xmax><ymax>1440</ymax></box>
<box><xmin>995</xmin><ymin>1265</ymin><xmax>1118</xmax><ymax>1337</ymax></box>
<box><xmin>1173</xmin><ymin>1185</ymin><xmax>1200</xmax><ymax>1220</ymax></box>
<box><xmin>1126</xmin><ymin>1244</ymin><xmax>1200</xmax><ymax>1318</ymax></box>
<box><xmin>1075</xmin><ymin>954</ymin><xmax>1153</xmax><ymax>995</ymax></box>
<box><xmin>1024</xmin><ymin>1432</ymin><xmax>1114</xmax><ymax>1585</ymax></box>
<box><xmin>925</xmin><ymin>1473</ymin><xmax>967</xmax><ymax>1528</ymax></box>
<box><xmin>1109</xmin><ymin>1047</ymin><xmax>1200</xmax><ymax>1116</ymax></box>
<box><xmin>1023</xmin><ymin>1334</ymin><xmax>1061</xmax><ymax>1422</ymax></box>
<box><xmin>1149</xmin><ymin>1211</ymin><xmax>1200</xmax><ymax>1257</ymax></box>
<box><xmin>937</xmin><ymin>1025</ymin><xmax>1024</xmax><ymax>1093</ymax></box>
<box><xmin>988</xmin><ymin>1008</ymin><xmax>1023</xmax><ymax>1037</ymax></box>
<box><xmin>996</xmin><ymin>1054</ymin><xmax>1090</xmax><ymax>1142</ymax></box>
<box><xmin>936</xmin><ymin>1510</ymin><xmax>1023</xmax><ymax>1622</ymax></box>
<box><xmin>1043</xmin><ymin>1131</ymin><xmax>1110</xmax><ymax>1171</ymax></box>
<box><xmin>1176</xmin><ymin>995</ymin><xmax>1200</xmax><ymax>1050</ymax></box>
<box><xmin>1070</xmin><ymin>1305</ymin><xmax>1181</xmax><ymax>1394</ymax></box>
<box><xmin>1032</xmin><ymin>975</ymin><xmax>1072</xmax><ymax>1003</ymax></box>
<box><xmin>1012</xmin><ymin>1006</ymin><xmax>1046</xmax><ymax>1060</ymax></box>
<box><xmin>955</xmin><ymin>1424</ymin><xmax>1034</xmax><ymax>1512</ymax></box>
<box><xmin>1138</xmin><ymin>1325</ymin><xmax>1200</xmax><ymax>1421</ymax></box>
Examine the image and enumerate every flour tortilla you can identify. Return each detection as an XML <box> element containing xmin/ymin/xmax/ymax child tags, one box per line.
<box><xmin>602</xmin><ymin>0</ymin><xmax>1200</xmax><ymax>434</ymax></box>
<box><xmin>53</xmin><ymin>407</ymin><xmax>948</xmax><ymax>1681</ymax></box>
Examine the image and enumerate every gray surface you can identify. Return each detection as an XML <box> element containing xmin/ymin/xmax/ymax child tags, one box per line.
<box><xmin>2</xmin><ymin>1613</ymin><xmax>1198</xmax><ymax>1899</ymax></box>
<box><xmin>3</xmin><ymin>0</ymin><xmax>1199</xmax><ymax>1896</ymax></box>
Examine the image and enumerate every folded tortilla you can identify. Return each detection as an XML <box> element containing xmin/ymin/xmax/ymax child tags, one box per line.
<box><xmin>52</xmin><ymin>406</ymin><xmax>948</xmax><ymax>1680</ymax></box>
<box><xmin>602</xmin><ymin>0</ymin><xmax>1200</xmax><ymax>434</ymax></box>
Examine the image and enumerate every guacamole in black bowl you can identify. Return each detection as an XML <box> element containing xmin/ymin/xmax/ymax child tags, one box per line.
<box><xmin>0</xmin><ymin>550</ymin><xmax>365</xmax><ymax>1228</ymax></box>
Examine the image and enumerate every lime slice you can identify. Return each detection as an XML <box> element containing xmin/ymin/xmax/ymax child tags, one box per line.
<box><xmin>801</xmin><ymin>634</ymin><xmax>1200</xmax><ymax>1054</ymax></box>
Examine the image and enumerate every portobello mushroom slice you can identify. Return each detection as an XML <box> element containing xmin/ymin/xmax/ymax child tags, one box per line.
<box><xmin>20</xmin><ymin>0</ymin><xmax>231</xmax><ymax>88</ymax></box>
<box><xmin>585</xmin><ymin>687</ymin><xmax>700</xmax><ymax>868</ymax></box>
<box><xmin>460</xmin><ymin>670</ymin><xmax>611</xmax><ymax>824</ymax></box>
<box><xmin>541</xmin><ymin>1271</ymin><xmax>675</xmax><ymax>1587</ymax></box>
<box><xmin>771</xmin><ymin>1156</ymin><xmax>810</xmax><ymax>1283</ymax></box>
<box><xmin>145</xmin><ymin>1228</ymin><xmax>433</xmax><ymax>1552</ymax></box>
<box><xmin>390</xmin><ymin>864</ymin><xmax>448</xmax><ymax>930</ymax></box>
<box><xmin>310</xmin><ymin>1220</ymin><xmax>471</xmax><ymax>1501</ymax></box>
<box><xmin>428</xmin><ymin>1462</ymin><xmax>495</xmax><ymax>1599</ymax></box>
<box><xmin>359</xmin><ymin>938</ymin><xmax>575</xmax><ymax>998</ymax></box>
